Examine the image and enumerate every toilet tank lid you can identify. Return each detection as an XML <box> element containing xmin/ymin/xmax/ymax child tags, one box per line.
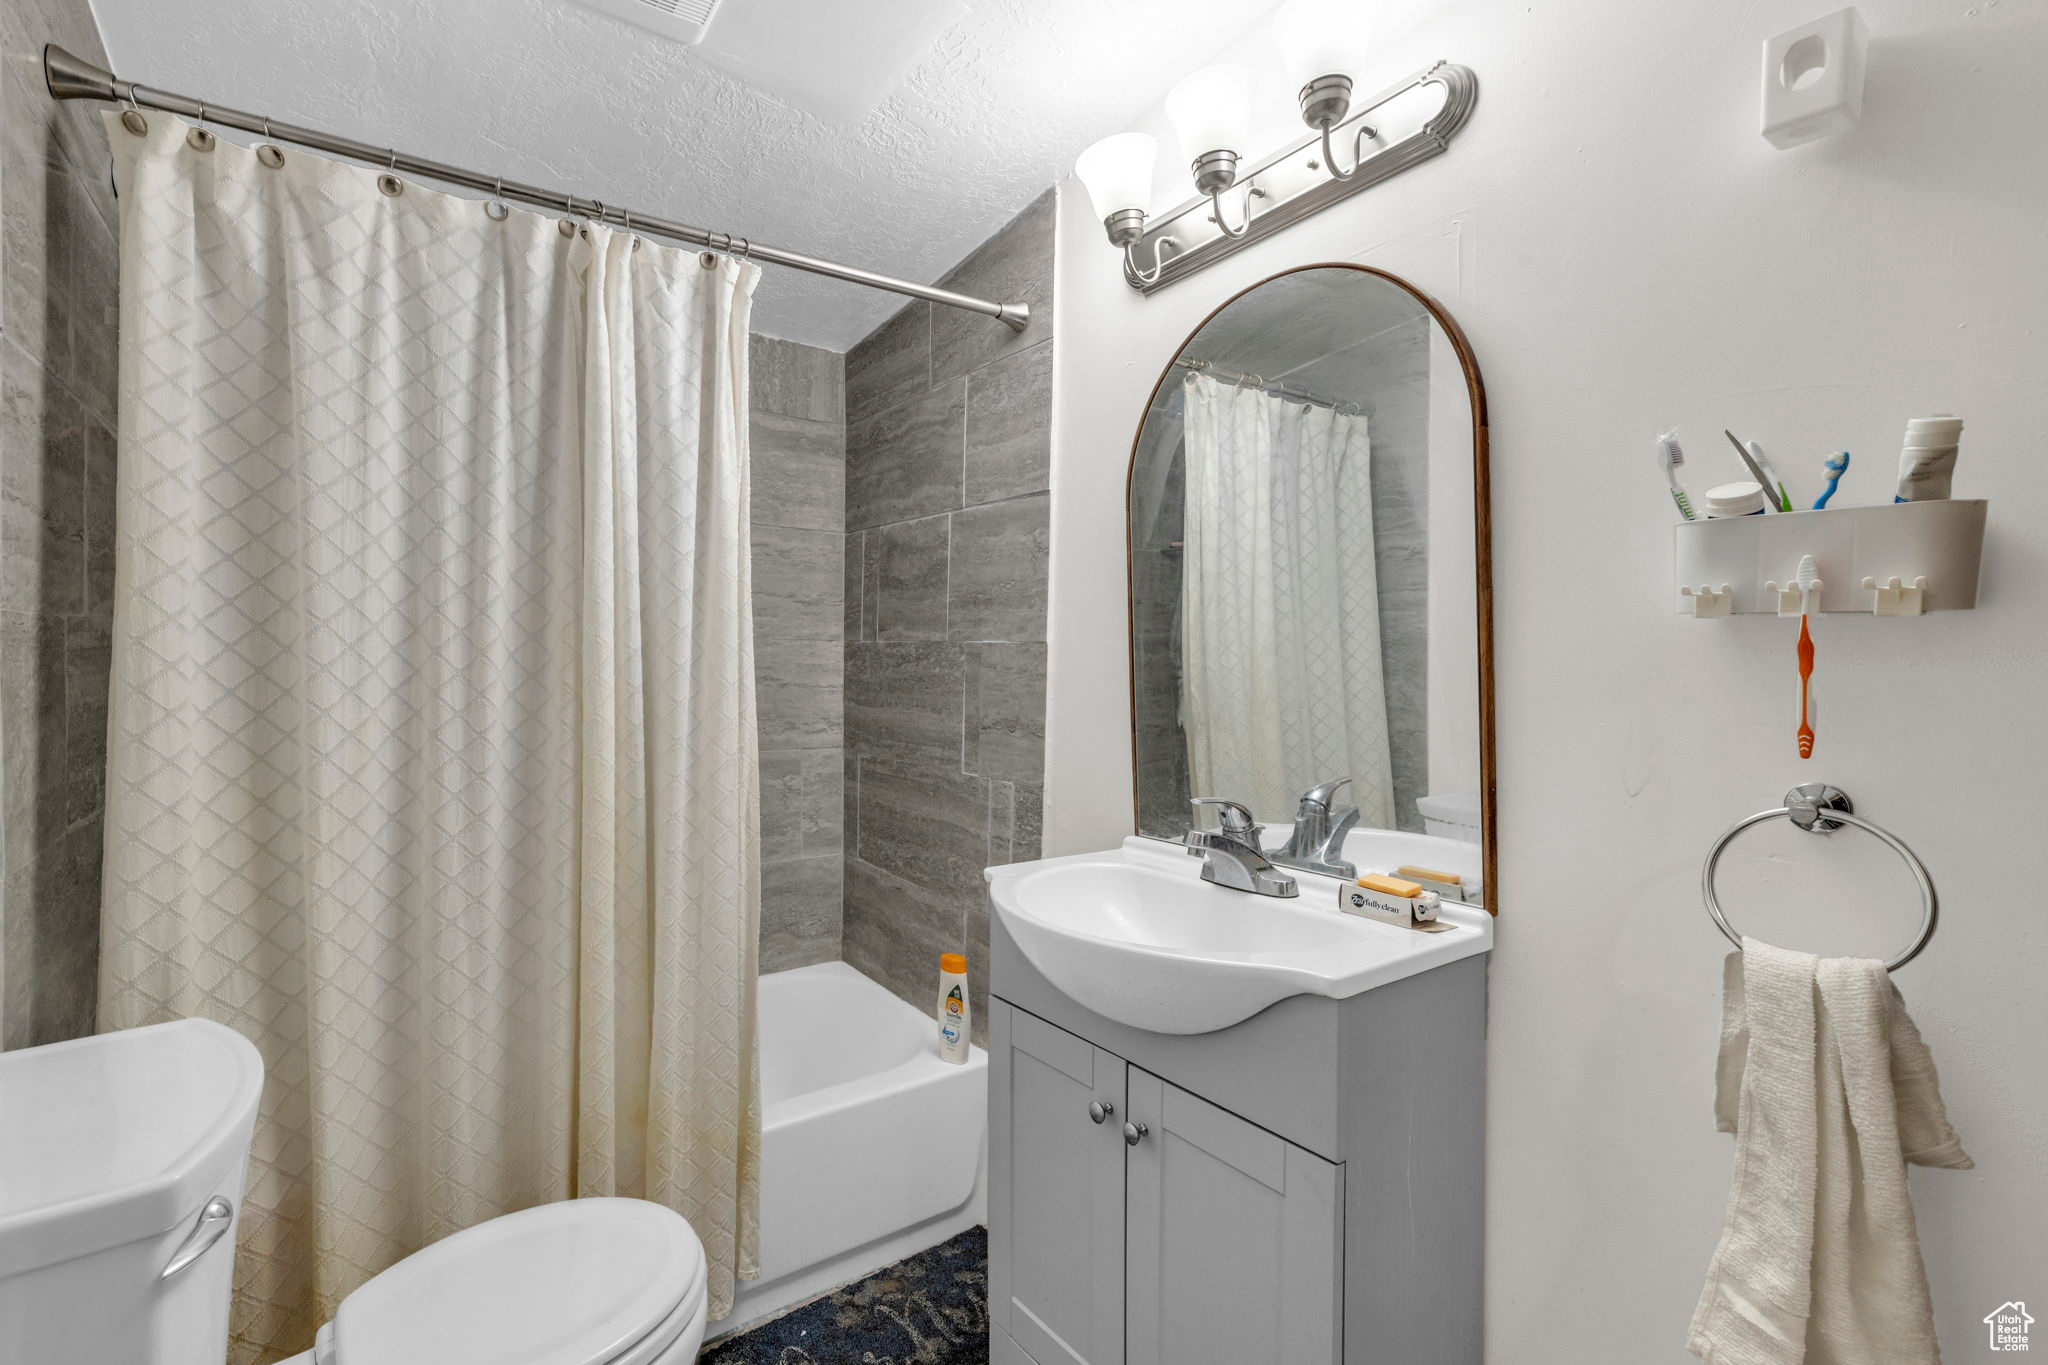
<box><xmin>0</xmin><ymin>1019</ymin><xmax>264</xmax><ymax>1279</ymax></box>
<box><xmin>334</xmin><ymin>1199</ymin><xmax>705</xmax><ymax>1365</ymax></box>
<box><xmin>1415</xmin><ymin>792</ymin><xmax>1482</xmax><ymax>821</ymax></box>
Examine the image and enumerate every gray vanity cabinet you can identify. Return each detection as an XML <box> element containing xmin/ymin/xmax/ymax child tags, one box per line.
<box><xmin>991</xmin><ymin>911</ymin><xmax>1486</xmax><ymax>1365</ymax></box>
<box><xmin>991</xmin><ymin>1005</ymin><xmax>1343</xmax><ymax>1365</ymax></box>
<box><xmin>990</xmin><ymin>1004</ymin><xmax>1128</xmax><ymax>1365</ymax></box>
<box><xmin>1123</xmin><ymin>1068</ymin><xmax>1343</xmax><ymax>1365</ymax></box>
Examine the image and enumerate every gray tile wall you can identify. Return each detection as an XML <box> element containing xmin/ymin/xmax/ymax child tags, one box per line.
<box><xmin>0</xmin><ymin>0</ymin><xmax>119</xmax><ymax>1048</ymax></box>
<box><xmin>1129</xmin><ymin>387</ymin><xmax>1189</xmax><ymax>842</ymax></box>
<box><xmin>842</xmin><ymin>191</ymin><xmax>1055</xmax><ymax>1040</ymax></box>
<box><xmin>750</xmin><ymin>335</ymin><xmax>848</xmax><ymax>972</ymax></box>
<box><xmin>1343</xmin><ymin>316</ymin><xmax>1432</xmax><ymax>834</ymax></box>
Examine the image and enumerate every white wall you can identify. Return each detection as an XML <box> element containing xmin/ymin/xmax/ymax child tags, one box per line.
<box><xmin>1044</xmin><ymin>0</ymin><xmax>2048</xmax><ymax>1357</ymax></box>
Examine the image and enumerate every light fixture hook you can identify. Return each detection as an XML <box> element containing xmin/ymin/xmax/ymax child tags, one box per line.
<box><xmin>1208</xmin><ymin>186</ymin><xmax>1255</xmax><ymax>239</ymax></box>
<box><xmin>1318</xmin><ymin>119</ymin><xmax>1379</xmax><ymax>180</ymax></box>
<box><xmin>1125</xmin><ymin>235</ymin><xmax>1179</xmax><ymax>285</ymax></box>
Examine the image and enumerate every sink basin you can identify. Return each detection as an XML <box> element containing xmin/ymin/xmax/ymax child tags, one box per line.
<box><xmin>986</xmin><ymin>837</ymin><xmax>1492</xmax><ymax>1035</ymax></box>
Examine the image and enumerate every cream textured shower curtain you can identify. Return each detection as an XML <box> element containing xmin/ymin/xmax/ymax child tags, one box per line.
<box><xmin>96</xmin><ymin>114</ymin><xmax>760</xmax><ymax>1363</ymax></box>
<box><xmin>1180</xmin><ymin>373</ymin><xmax>1395</xmax><ymax>827</ymax></box>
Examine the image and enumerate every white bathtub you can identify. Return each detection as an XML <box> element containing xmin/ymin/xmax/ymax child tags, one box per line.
<box><xmin>710</xmin><ymin>960</ymin><xmax>988</xmax><ymax>1334</ymax></box>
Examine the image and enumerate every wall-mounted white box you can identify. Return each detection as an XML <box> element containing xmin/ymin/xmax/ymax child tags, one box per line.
<box><xmin>1762</xmin><ymin>6</ymin><xmax>1870</xmax><ymax>149</ymax></box>
<box><xmin>1674</xmin><ymin>500</ymin><xmax>1986</xmax><ymax>615</ymax></box>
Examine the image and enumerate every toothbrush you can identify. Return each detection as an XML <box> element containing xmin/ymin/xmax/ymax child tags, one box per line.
<box><xmin>1746</xmin><ymin>438</ymin><xmax>1792</xmax><ymax>511</ymax></box>
<box><xmin>1813</xmin><ymin>451</ymin><xmax>1850</xmax><ymax>509</ymax></box>
<box><xmin>1723</xmin><ymin>430</ymin><xmax>1778</xmax><ymax>509</ymax></box>
<box><xmin>1795</xmin><ymin>555</ymin><xmax>1818</xmax><ymax>758</ymax></box>
<box><xmin>1656</xmin><ymin>431</ymin><xmax>1696</xmax><ymax>521</ymax></box>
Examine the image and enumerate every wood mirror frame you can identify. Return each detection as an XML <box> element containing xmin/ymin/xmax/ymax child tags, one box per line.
<box><xmin>1122</xmin><ymin>263</ymin><xmax>1497</xmax><ymax>914</ymax></box>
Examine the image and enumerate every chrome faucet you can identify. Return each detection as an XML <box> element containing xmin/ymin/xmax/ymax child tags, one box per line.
<box><xmin>1184</xmin><ymin>798</ymin><xmax>1299</xmax><ymax>898</ymax></box>
<box><xmin>1274</xmin><ymin>777</ymin><xmax>1360</xmax><ymax>879</ymax></box>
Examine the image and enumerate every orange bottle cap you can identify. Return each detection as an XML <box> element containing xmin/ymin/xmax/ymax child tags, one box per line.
<box><xmin>940</xmin><ymin>953</ymin><xmax>968</xmax><ymax>974</ymax></box>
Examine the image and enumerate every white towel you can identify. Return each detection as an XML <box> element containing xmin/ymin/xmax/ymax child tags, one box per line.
<box><xmin>1688</xmin><ymin>940</ymin><xmax>1972</xmax><ymax>1365</ymax></box>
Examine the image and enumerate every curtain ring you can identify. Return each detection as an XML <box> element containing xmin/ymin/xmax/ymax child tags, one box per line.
<box><xmin>485</xmin><ymin>177</ymin><xmax>510</xmax><ymax>221</ymax></box>
<box><xmin>119</xmin><ymin>89</ymin><xmax>148</xmax><ymax>137</ymax></box>
<box><xmin>256</xmin><ymin>118</ymin><xmax>285</xmax><ymax>168</ymax></box>
<box><xmin>186</xmin><ymin>100</ymin><xmax>215</xmax><ymax>152</ymax></box>
<box><xmin>624</xmin><ymin>210</ymin><xmax>641</xmax><ymax>250</ymax></box>
<box><xmin>377</xmin><ymin>147</ymin><xmax>403</xmax><ymax>197</ymax></box>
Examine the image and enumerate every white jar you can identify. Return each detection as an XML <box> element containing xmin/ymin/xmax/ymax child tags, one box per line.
<box><xmin>1704</xmin><ymin>480</ymin><xmax>1767</xmax><ymax>517</ymax></box>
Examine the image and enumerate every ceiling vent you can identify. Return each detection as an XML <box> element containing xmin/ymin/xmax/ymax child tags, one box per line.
<box><xmin>570</xmin><ymin>0</ymin><xmax>725</xmax><ymax>44</ymax></box>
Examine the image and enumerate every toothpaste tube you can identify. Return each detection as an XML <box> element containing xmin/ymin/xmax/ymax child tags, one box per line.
<box><xmin>1895</xmin><ymin>414</ymin><xmax>1963</xmax><ymax>502</ymax></box>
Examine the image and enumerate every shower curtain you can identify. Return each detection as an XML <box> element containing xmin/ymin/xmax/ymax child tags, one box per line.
<box><xmin>96</xmin><ymin>114</ymin><xmax>760</xmax><ymax>1362</ymax></box>
<box><xmin>1180</xmin><ymin>373</ymin><xmax>1395</xmax><ymax>828</ymax></box>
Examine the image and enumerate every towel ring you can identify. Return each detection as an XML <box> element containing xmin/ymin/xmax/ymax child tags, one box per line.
<box><xmin>1702</xmin><ymin>783</ymin><xmax>1938</xmax><ymax>972</ymax></box>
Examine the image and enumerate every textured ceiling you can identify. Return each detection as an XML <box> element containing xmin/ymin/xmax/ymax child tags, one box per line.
<box><xmin>88</xmin><ymin>0</ymin><xmax>1277</xmax><ymax>350</ymax></box>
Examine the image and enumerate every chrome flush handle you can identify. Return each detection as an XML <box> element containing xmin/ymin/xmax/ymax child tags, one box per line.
<box><xmin>160</xmin><ymin>1196</ymin><xmax>234</xmax><ymax>1280</ymax></box>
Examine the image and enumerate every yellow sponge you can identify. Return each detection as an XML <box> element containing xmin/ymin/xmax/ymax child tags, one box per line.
<box><xmin>1356</xmin><ymin>873</ymin><xmax>1423</xmax><ymax>898</ymax></box>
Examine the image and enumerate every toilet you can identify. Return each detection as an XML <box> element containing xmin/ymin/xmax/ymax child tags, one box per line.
<box><xmin>0</xmin><ymin>1020</ymin><xmax>709</xmax><ymax>1365</ymax></box>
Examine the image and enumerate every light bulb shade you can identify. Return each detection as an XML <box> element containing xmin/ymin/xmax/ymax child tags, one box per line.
<box><xmin>1272</xmin><ymin>0</ymin><xmax>1372</xmax><ymax>90</ymax></box>
<box><xmin>1164</xmin><ymin>64</ymin><xmax>1255</xmax><ymax>165</ymax></box>
<box><xmin>1074</xmin><ymin>132</ymin><xmax>1158</xmax><ymax>221</ymax></box>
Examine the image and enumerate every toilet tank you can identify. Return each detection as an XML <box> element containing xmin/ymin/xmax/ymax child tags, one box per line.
<box><xmin>0</xmin><ymin>1019</ymin><xmax>264</xmax><ymax>1365</ymax></box>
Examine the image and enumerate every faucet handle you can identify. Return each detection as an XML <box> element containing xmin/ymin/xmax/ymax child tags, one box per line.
<box><xmin>1299</xmin><ymin>776</ymin><xmax>1352</xmax><ymax>811</ymax></box>
<box><xmin>1190</xmin><ymin>797</ymin><xmax>1259</xmax><ymax>838</ymax></box>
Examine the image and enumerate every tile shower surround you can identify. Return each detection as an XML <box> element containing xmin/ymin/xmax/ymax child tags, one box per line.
<box><xmin>750</xmin><ymin>336</ymin><xmax>848</xmax><ymax>973</ymax></box>
<box><xmin>841</xmin><ymin>191</ymin><xmax>1055</xmax><ymax>1041</ymax></box>
<box><xmin>1</xmin><ymin>0</ymin><xmax>122</xmax><ymax>1048</ymax></box>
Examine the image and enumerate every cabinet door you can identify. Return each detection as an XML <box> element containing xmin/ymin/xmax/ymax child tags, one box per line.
<box><xmin>1124</xmin><ymin>1068</ymin><xmax>1344</xmax><ymax>1365</ymax></box>
<box><xmin>990</xmin><ymin>1001</ymin><xmax>1128</xmax><ymax>1365</ymax></box>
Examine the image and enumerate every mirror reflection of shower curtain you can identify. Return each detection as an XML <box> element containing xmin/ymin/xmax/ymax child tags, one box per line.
<box><xmin>1180</xmin><ymin>374</ymin><xmax>1395</xmax><ymax>827</ymax></box>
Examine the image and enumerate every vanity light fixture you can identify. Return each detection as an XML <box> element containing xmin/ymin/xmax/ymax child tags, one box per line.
<box><xmin>1073</xmin><ymin>45</ymin><xmax>1478</xmax><ymax>294</ymax></box>
<box><xmin>1272</xmin><ymin>0</ymin><xmax>1378</xmax><ymax>178</ymax></box>
<box><xmin>1163</xmin><ymin>65</ymin><xmax>1260</xmax><ymax>238</ymax></box>
<box><xmin>1074</xmin><ymin>132</ymin><xmax>1172</xmax><ymax>282</ymax></box>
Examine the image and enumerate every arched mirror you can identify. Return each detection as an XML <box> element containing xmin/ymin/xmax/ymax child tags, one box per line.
<box><xmin>1125</xmin><ymin>264</ymin><xmax>1496</xmax><ymax>910</ymax></box>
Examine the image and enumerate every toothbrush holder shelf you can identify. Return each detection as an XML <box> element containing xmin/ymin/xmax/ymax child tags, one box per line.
<box><xmin>1673</xmin><ymin>499</ymin><xmax>1986</xmax><ymax>617</ymax></box>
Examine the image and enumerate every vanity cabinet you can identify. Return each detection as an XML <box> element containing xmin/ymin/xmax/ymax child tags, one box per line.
<box><xmin>992</xmin><ymin>1007</ymin><xmax>1127</xmax><ymax>1365</ymax></box>
<box><xmin>990</xmin><ymin>1007</ymin><xmax>1344</xmax><ymax>1365</ymax></box>
<box><xmin>1122</xmin><ymin>1064</ymin><xmax>1343</xmax><ymax>1364</ymax></box>
<box><xmin>989</xmin><ymin>914</ymin><xmax>1485</xmax><ymax>1365</ymax></box>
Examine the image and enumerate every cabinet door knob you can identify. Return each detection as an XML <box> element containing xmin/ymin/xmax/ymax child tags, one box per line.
<box><xmin>1088</xmin><ymin>1100</ymin><xmax>1114</xmax><ymax>1124</ymax></box>
<box><xmin>1123</xmin><ymin>1121</ymin><xmax>1148</xmax><ymax>1146</ymax></box>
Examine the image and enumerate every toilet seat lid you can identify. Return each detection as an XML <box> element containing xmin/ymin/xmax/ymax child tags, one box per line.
<box><xmin>333</xmin><ymin>1198</ymin><xmax>705</xmax><ymax>1365</ymax></box>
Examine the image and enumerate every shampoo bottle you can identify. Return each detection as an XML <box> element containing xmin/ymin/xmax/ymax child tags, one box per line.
<box><xmin>937</xmin><ymin>953</ymin><xmax>971</xmax><ymax>1064</ymax></box>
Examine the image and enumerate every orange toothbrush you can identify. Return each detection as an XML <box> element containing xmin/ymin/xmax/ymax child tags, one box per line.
<box><xmin>1796</xmin><ymin>617</ymin><xmax>1815</xmax><ymax>758</ymax></box>
<box><xmin>1794</xmin><ymin>555</ymin><xmax>1818</xmax><ymax>758</ymax></box>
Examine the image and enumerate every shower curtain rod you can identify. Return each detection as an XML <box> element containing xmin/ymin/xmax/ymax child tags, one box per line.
<box><xmin>43</xmin><ymin>45</ymin><xmax>1031</xmax><ymax>333</ymax></box>
<box><xmin>1173</xmin><ymin>358</ymin><xmax>1360</xmax><ymax>414</ymax></box>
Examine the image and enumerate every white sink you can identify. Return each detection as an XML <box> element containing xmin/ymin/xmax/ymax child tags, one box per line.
<box><xmin>985</xmin><ymin>837</ymin><xmax>1493</xmax><ymax>1035</ymax></box>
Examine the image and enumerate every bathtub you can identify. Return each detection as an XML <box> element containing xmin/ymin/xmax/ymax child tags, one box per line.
<box><xmin>710</xmin><ymin>960</ymin><xmax>988</xmax><ymax>1335</ymax></box>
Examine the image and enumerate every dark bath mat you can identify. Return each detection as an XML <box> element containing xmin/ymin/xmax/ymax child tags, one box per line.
<box><xmin>700</xmin><ymin>1226</ymin><xmax>989</xmax><ymax>1364</ymax></box>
